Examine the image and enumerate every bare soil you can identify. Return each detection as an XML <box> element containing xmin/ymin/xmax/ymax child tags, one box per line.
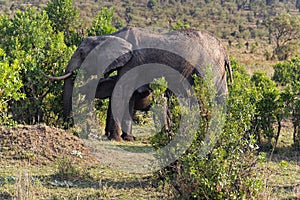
<box><xmin>0</xmin><ymin>125</ymin><xmax>96</xmax><ymax>165</ymax></box>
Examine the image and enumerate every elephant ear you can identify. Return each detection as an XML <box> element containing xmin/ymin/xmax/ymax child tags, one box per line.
<box><xmin>94</xmin><ymin>35</ymin><xmax>133</xmax><ymax>75</ymax></box>
<box><xmin>103</xmin><ymin>51</ymin><xmax>133</xmax><ymax>77</ymax></box>
<box><xmin>65</xmin><ymin>36</ymin><xmax>109</xmax><ymax>73</ymax></box>
<box><xmin>74</xmin><ymin>35</ymin><xmax>134</xmax><ymax>83</ymax></box>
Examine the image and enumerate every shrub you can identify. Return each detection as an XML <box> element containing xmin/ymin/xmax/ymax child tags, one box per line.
<box><xmin>273</xmin><ymin>57</ymin><xmax>300</xmax><ymax>146</ymax></box>
<box><xmin>251</xmin><ymin>71</ymin><xmax>284</xmax><ymax>148</ymax></box>
<box><xmin>94</xmin><ymin>98</ymin><xmax>109</xmax><ymax>128</ymax></box>
<box><xmin>153</xmin><ymin>61</ymin><xmax>263</xmax><ymax>199</ymax></box>
<box><xmin>0</xmin><ymin>7</ymin><xmax>75</xmax><ymax>126</ymax></box>
<box><xmin>87</xmin><ymin>7</ymin><xmax>117</xmax><ymax>36</ymax></box>
<box><xmin>171</xmin><ymin>20</ymin><xmax>190</xmax><ymax>30</ymax></box>
<box><xmin>0</xmin><ymin>49</ymin><xmax>25</xmax><ymax>124</ymax></box>
<box><xmin>44</xmin><ymin>0</ymin><xmax>81</xmax><ymax>46</ymax></box>
<box><xmin>55</xmin><ymin>156</ymin><xmax>82</xmax><ymax>180</ymax></box>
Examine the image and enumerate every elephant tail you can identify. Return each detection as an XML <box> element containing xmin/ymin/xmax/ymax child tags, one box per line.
<box><xmin>225</xmin><ymin>59</ymin><xmax>233</xmax><ymax>84</ymax></box>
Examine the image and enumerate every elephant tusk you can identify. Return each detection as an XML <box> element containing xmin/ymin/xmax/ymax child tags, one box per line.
<box><xmin>42</xmin><ymin>72</ymin><xmax>72</xmax><ymax>81</ymax></box>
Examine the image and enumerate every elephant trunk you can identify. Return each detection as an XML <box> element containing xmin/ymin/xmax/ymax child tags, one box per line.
<box><xmin>63</xmin><ymin>76</ymin><xmax>73</xmax><ymax>126</ymax></box>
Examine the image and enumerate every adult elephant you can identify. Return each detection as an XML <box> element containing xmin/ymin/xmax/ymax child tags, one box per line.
<box><xmin>43</xmin><ymin>26</ymin><xmax>232</xmax><ymax>141</ymax></box>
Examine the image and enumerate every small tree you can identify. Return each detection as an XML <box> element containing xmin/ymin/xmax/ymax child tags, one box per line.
<box><xmin>153</xmin><ymin>61</ymin><xmax>263</xmax><ymax>199</ymax></box>
<box><xmin>264</xmin><ymin>13</ymin><xmax>300</xmax><ymax>60</ymax></box>
<box><xmin>170</xmin><ymin>20</ymin><xmax>190</xmax><ymax>30</ymax></box>
<box><xmin>147</xmin><ymin>0</ymin><xmax>158</xmax><ymax>9</ymax></box>
<box><xmin>0</xmin><ymin>49</ymin><xmax>25</xmax><ymax>124</ymax></box>
<box><xmin>273</xmin><ymin>57</ymin><xmax>300</xmax><ymax>147</ymax></box>
<box><xmin>282</xmin><ymin>85</ymin><xmax>300</xmax><ymax>146</ymax></box>
<box><xmin>0</xmin><ymin>8</ymin><xmax>75</xmax><ymax>125</ymax></box>
<box><xmin>236</xmin><ymin>0</ymin><xmax>248</xmax><ymax>10</ymax></box>
<box><xmin>45</xmin><ymin>0</ymin><xmax>81</xmax><ymax>46</ymax></box>
<box><xmin>87</xmin><ymin>7</ymin><xmax>117</xmax><ymax>36</ymax></box>
<box><xmin>45</xmin><ymin>0</ymin><xmax>79</xmax><ymax>33</ymax></box>
<box><xmin>251</xmin><ymin>72</ymin><xmax>283</xmax><ymax>149</ymax></box>
<box><xmin>265</xmin><ymin>0</ymin><xmax>275</xmax><ymax>5</ymax></box>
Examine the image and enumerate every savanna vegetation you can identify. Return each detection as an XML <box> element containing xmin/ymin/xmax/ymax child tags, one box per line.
<box><xmin>0</xmin><ymin>0</ymin><xmax>299</xmax><ymax>199</ymax></box>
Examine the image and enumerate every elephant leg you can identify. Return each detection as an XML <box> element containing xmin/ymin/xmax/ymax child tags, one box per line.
<box><xmin>121</xmin><ymin>97</ymin><xmax>135</xmax><ymax>141</ymax></box>
<box><xmin>104</xmin><ymin>88</ymin><xmax>151</xmax><ymax>141</ymax></box>
<box><xmin>121</xmin><ymin>89</ymin><xmax>152</xmax><ymax>141</ymax></box>
<box><xmin>104</xmin><ymin>100</ymin><xmax>112</xmax><ymax>137</ymax></box>
<box><xmin>106</xmin><ymin>99</ymin><xmax>123</xmax><ymax>141</ymax></box>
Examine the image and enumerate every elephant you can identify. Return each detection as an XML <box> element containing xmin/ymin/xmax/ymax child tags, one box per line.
<box><xmin>43</xmin><ymin>26</ymin><xmax>232</xmax><ymax>141</ymax></box>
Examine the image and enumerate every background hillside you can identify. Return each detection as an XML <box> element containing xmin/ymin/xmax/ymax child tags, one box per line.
<box><xmin>1</xmin><ymin>0</ymin><xmax>300</xmax><ymax>74</ymax></box>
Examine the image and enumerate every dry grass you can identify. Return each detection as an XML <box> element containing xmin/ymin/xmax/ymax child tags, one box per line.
<box><xmin>0</xmin><ymin>125</ymin><xmax>168</xmax><ymax>199</ymax></box>
<box><xmin>0</xmin><ymin>162</ymin><xmax>168</xmax><ymax>199</ymax></box>
<box><xmin>259</xmin><ymin>121</ymin><xmax>300</xmax><ymax>200</ymax></box>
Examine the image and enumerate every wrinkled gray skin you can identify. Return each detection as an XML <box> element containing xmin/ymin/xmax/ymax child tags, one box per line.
<box><xmin>103</xmin><ymin>27</ymin><xmax>232</xmax><ymax>141</ymax></box>
<box><xmin>44</xmin><ymin>26</ymin><xmax>232</xmax><ymax>141</ymax></box>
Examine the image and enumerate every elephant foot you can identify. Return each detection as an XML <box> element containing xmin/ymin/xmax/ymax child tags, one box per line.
<box><xmin>121</xmin><ymin>133</ymin><xmax>136</xmax><ymax>141</ymax></box>
<box><xmin>105</xmin><ymin>131</ymin><xmax>110</xmax><ymax>137</ymax></box>
<box><xmin>108</xmin><ymin>134</ymin><xmax>123</xmax><ymax>142</ymax></box>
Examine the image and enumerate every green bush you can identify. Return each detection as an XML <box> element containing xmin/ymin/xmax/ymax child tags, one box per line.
<box><xmin>171</xmin><ymin>20</ymin><xmax>190</xmax><ymax>30</ymax></box>
<box><xmin>87</xmin><ymin>7</ymin><xmax>117</xmax><ymax>36</ymax></box>
<box><xmin>94</xmin><ymin>98</ymin><xmax>109</xmax><ymax>128</ymax></box>
<box><xmin>45</xmin><ymin>0</ymin><xmax>79</xmax><ymax>33</ymax></box>
<box><xmin>153</xmin><ymin>61</ymin><xmax>263</xmax><ymax>199</ymax></box>
<box><xmin>0</xmin><ymin>3</ymin><xmax>120</xmax><ymax>127</ymax></box>
<box><xmin>0</xmin><ymin>7</ymin><xmax>75</xmax><ymax>126</ymax></box>
<box><xmin>0</xmin><ymin>49</ymin><xmax>25</xmax><ymax>124</ymax></box>
<box><xmin>55</xmin><ymin>156</ymin><xmax>82</xmax><ymax>180</ymax></box>
<box><xmin>149</xmin><ymin>77</ymin><xmax>173</xmax><ymax>148</ymax></box>
<box><xmin>250</xmin><ymin>71</ymin><xmax>283</xmax><ymax>148</ymax></box>
<box><xmin>273</xmin><ymin>57</ymin><xmax>300</xmax><ymax>146</ymax></box>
